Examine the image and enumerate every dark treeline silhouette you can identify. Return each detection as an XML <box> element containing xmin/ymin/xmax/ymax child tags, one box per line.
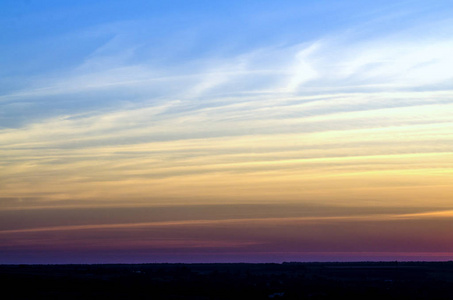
<box><xmin>1</xmin><ymin>261</ymin><xmax>453</xmax><ymax>299</ymax></box>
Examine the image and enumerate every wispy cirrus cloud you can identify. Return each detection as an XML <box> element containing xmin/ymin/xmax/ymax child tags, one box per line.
<box><xmin>1</xmin><ymin>2</ymin><xmax>453</xmax><ymax>265</ymax></box>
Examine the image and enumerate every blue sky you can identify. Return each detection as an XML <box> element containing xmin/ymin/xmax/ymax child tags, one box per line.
<box><xmin>1</xmin><ymin>0</ymin><xmax>452</xmax><ymax>128</ymax></box>
<box><xmin>1</xmin><ymin>1</ymin><xmax>453</xmax><ymax>263</ymax></box>
<box><xmin>3</xmin><ymin>1</ymin><xmax>451</xmax><ymax>87</ymax></box>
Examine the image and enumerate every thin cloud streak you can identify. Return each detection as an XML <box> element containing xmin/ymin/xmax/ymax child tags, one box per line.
<box><xmin>2</xmin><ymin>209</ymin><xmax>453</xmax><ymax>235</ymax></box>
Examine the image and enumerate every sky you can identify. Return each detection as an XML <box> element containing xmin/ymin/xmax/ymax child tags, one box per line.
<box><xmin>1</xmin><ymin>0</ymin><xmax>453</xmax><ymax>264</ymax></box>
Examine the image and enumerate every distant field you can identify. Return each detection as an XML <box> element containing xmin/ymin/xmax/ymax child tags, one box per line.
<box><xmin>1</xmin><ymin>262</ymin><xmax>453</xmax><ymax>299</ymax></box>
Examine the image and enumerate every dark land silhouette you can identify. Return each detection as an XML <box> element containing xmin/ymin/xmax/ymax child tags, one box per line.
<box><xmin>1</xmin><ymin>261</ymin><xmax>453</xmax><ymax>299</ymax></box>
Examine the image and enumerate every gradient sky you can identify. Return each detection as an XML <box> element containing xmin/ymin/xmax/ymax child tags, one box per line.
<box><xmin>1</xmin><ymin>0</ymin><xmax>453</xmax><ymax>264</ymax></box>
